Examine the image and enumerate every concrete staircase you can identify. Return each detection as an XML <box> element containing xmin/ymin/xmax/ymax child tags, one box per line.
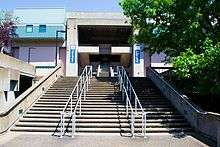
<box><xmin>11</xmin><ymin>76</ymin><xmax>191</xmax><ymax>135</ymax></box>
<box><xmin>130</xmin><ymin>77</ymin><xmax>191</xmax><ymax>133</ymax></box>
<box><xmin>11</xmin><ymin>76</ymin><xmax>78</xmax><ymax>133</ymax></box>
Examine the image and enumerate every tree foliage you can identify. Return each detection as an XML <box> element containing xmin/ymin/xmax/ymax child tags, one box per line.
<box><xmin>120</xmin><ymin>0</ymin><xmax>220</xmax><ymax>95</ymax></box>
<box><xmin>0</xmin><ymin>11</ymin><xmax>18</xmax><ymax>53</ymax></box>
<box><xmin>173</xmin><ymin>39</ymin><xmax>220</xmax><ymax>95</ymax></box>
<box><xmin>120</xmin><ymin>0</ymin><xmax>220</xmax><ymax>56</ymax></box>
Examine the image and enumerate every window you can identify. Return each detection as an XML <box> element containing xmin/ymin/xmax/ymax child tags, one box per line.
<box><xmin>39</xmin><ymin>25</ymin><xmax>46</xmax><ymax>33</ymax></box>
<box><xmin>10</xmin><ymin>80</ymin><xmax>18</xmax><ymax>91</ymax></box>
<box><xmin>26</xmin><ymin>25</ymin><xmax>33</xmax><ymax>33</ymax></box>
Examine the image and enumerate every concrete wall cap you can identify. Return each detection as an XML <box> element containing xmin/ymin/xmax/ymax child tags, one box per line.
<box><xmin>0</xmin><ymin>66</ymin><xmax>61</xmax><ymax>116</ymax></box>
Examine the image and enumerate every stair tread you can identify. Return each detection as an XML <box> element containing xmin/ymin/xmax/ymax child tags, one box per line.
<box><xmin>11</xmin><ymin>76</ymin><xmax>192</xmax><ymax>134</ymax></box>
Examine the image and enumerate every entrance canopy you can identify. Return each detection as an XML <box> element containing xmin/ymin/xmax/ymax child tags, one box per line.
<box><xmin>78</xmin><ymin>25</ymin><xmax>132</xmax><ymax>46</ymax></box>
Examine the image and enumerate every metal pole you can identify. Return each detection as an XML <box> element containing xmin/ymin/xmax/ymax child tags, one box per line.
<box><xmin>84</xmin><ymin>86</ymin><xmax>86</xmax><ymax>100</ymax></box>
<box><xmin>142</xmin><ymin>113</ymin><xmax>144</xmax><ymax>135</ymax></box>
<box><xmin>71</xmin><ymin>95</ymin><xmax>73</xmax><ymax>113</ymax></box>
<box><xmin>80</xmin><ymin>77</ymin><xmax>82</xmax><ymax>90</ymax></box>
<box><xmin>60</xmin><ymin>113</ymin><xmax>63</xmax><ymax>138</ymax></box>
<box><xmin>126</xmin><ymin>97</ymin><xmax>128</xmax><ymax>116</ymax></box>
<box><xmin>144</xmin><ymin>112</ymin><xmax>146</xmax><ymax>138</ymax></box>
<box><xmin>28</xmin><ymin>47</ymin><xmax>30</xmax><ymax>63</ymax></box>
<box><xmin>77</xmin><ymin>85</ymin><xmax>79</xmax><ymax>99</ymax></box>
<box><xmin>79</xmin><ymin>98</ymin><xmax>82</xmax><ymax>115</ymax></box>
<box><xmin>122</xmin><ymin>86</ymin><xmax>124</xmax><ymax>101</ymax></box>
<box><xmin>131</xmin><ymin>113</ymin><xmax>135</xmax><ymax>138</ymax></box>
<box><xmin>129</xmin><ymin>86</ymin><xmax>131</xmax><ymax>100</ymax></box>
<box><xmin>55</xmin><ymin>31</ymin><xmax>58</xmax><ymax>66</ymax></box>
<box><xmin>135</xmin><ymin>97</ymin><xmax>137</xmax><ymax>114</ymax></box>
<box><xmin>72</xmin><ymin>113</ymin><xmax>75</xmax><ymax>138</ymax></box>
<box><xmin>87</xmin><ymin>77</ymin><xmax>89</xmax><ymax>92</ymax></box>
<box><xmin>90</xmin><ymin>66</ymin><xmax>93</xmax><ymax>79</ymax></box>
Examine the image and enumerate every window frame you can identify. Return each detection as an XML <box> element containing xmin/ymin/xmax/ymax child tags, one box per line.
<box><xmin>26</xmin><ymin>25</ymin><xmax>33</xmax><ymax>33</ymax></box>
<box><xmin>39</xmin><ymin>25</ymin><xmax>47</xmax><ymax>33</ymax></box>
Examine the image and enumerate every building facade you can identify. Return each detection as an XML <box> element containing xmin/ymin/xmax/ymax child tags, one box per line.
<box><xmin>13</xmin><ymin>8</ymin><xmax>168</xmax><ymax>77</ymax></box>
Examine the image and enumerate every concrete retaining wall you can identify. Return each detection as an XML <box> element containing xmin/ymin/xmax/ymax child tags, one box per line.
<box><xmin>147</xmin><ymin>68</ymin><xmax>220</xmax><ymax>145</ymax></box>
<box><xmin>0</xmin><ymin>53</ymin><xmax>35</xmax><ymax>76</ymax></box>
<box><xmin>0</xmin><ymin>66</ymin><xmax>63</xmax><ymax>133</ymax></box>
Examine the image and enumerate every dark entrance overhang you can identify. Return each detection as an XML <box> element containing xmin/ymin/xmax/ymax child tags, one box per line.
<box><xmin>78</xmin><ymin>25</ymin><xmax>132</xmax><ymax>46</ymax></box>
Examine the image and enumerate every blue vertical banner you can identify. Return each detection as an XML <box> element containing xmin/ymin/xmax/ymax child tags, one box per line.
<box><xmin>134</xmin><ymin>44</ymin><xmax>141</xmax><ymax>64</ymax></box>
<box><xmin>70</xmin><ymin>45</ymin><xmax>76</xmax><ymax>64</ymax></box>
<box><xmin>135</xmin><ymin>50</ymin><xmax>141</xmax><ymax>64</ymax></box>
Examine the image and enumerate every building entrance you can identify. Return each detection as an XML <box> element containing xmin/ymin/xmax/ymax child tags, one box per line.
<box><xmin>89</xmin><ymin>55</ymin><xmax>120</xmax><ymax>77</ymax></box>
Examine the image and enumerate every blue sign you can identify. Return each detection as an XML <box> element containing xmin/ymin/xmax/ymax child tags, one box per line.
<box><xmin>70</xmin><ymin>45</ymin><xmax>76</xmax><ymax>63</ymax></box>
<box><xmin>135</xmin><ymin>50</ymin><xmax>141</xmax><ymax>64</ymax></box>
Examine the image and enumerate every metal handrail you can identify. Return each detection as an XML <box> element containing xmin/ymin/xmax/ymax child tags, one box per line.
<box><xmin>60</xmin><ymin>65</ymin><xmax>92</xmax><ymax>138</ymax></box>
<box><xmin>148</xmin><ymin>67</ymin><xmax>207</xmax><ymax>114</ymax></box>
<box><xmin>117</xmin><ymin>66</ymin><xmax>147</xmax><ymax>138</ymax></box>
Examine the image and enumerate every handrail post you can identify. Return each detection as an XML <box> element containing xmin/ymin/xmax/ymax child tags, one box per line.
<box><xmin>135</xmin><ymin>97</ymin><xmax>137</xmax><ymax>114</ymax></box>
<box><xmin>71</xmin><ymin>94</ymin><xmax>73</xmax><ymax>113</ymax></box>
<box><xmin>84</xmin><ymin>86</ymin><xmax>86</xmax><ymax>100</ymax></box>
<box><xmin>87</xmin><ymin>76</ymin><xmax>89</xmax><ymax>92</ymax></box>
<box><xmin>129</xmin><ymin>86</ymin><xmax>131</xmax><ymax>100</ymax></box>
<box><xmin>126</xmin><ymin>97</ymin><xmax>128</xmax><ymax>116</ymax></box>
<box><xmin>79</xmin><ymin>98</ymin><xmax>82</xmax><ymax>115</ymax></box>
<box><xmin>122</xmin><ymin>85</ymin><xmax>125</xmax><ymax>101</ymax></box>
<box><xmin>91</xmin><ymin>66</ymin><xmax>93</xmax><ymax>79</ymax></box>
<box><xmin>60</xmin><ymin>112</ymin><xmax>66</xmax><ymax>138</ymax></box>
<box><xmin>80</xmin><ymin>77</ymin><xmax>82</xmax><ymax>90</ymax></box>
<box><xmin>131</xmin><ymin>112</ymin><xmax>135</xmax><ymax>138</ymax></box>
<box><xmin>77</xmin><ymin>85</ymin><xmax>79</xmax><ymax>99</ymax></box>
<box><xmin>72</xmin><ymin>112</ymin><xmax>76</xmax><ymax>138</ymax></box>
<box><xmin>60</xmin><ymin>112</ymin><xmax>64</xmax><ymax>138</ymax></box>
<box><xmin>59</xmin><ymin>65</ymin><xmax>93</xmax><ymax>139</ymax></box>
<box><xmin>116</xmin><ymin>66</ymin><xmax>146</xmax><ymax>139</ymax></box>
<box><xmin>86</xmin><ymin>65</ymin><xmax>88</xmax><ymax>76</ymax></box>
<box><xmin>144</xmin><ymin>112</ymin><xmax>146</xmax><ymax>138</ymax></box>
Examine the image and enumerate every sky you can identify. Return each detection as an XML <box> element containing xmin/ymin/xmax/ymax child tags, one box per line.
<box><xmin>0</xmin><ymin>0</ymin><xmax>122</xmax><ymax>12</ymax></box>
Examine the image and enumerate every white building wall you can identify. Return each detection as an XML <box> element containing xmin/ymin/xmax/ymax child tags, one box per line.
<box><xmin>78</xmin><ymin>46</ymin><xmax>99</xmax><ymax>54</ymax></box>
<box><xmin>111</xmin><ymin>47</ymin><xmax>131</xmax><ymax>54</ymax></box>
<box><xmin>14</xmin><ymin>8</ymin><xmax>66</xmax><ymax>25</ymax></box>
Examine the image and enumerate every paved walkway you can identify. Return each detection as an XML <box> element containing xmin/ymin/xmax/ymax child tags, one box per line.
<box><xmin>0</xmin><ymin>132</ymin><xmax>216</xmax><ymax>147</ymax></box>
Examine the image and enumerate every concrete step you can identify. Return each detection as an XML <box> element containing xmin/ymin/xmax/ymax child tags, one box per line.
<box><xmin>11</xmin><ymin>76</ymin><xmax>192</xmax><ymax>135</ymax></box>
<box><xmin>11</xmin><ymin>126</ymin><xmax>192</xmax><ymax>133</ymax></box>
<box><xmin>29</xmin><ymin>107</ymin><xmax>176</xmax><ymax>112</ymax></box>
<box><xmin>34</xmin><ymin>101</ymin><xmax>171</xmax><ymax>106</ymax></box>
<box><xmin>27</xmin><ymin>110</ymin><xmax>179</xmax><ymax>115</ymax></box>
<box><xmin>19</xmin><ymin>118</ymin><xmax>186</xmax><ymax>123</ymax></box>
<box><xmin>23</xmin><ymin>114</ymin><xmax>184</xmax><ymax>119</ymax></box>
<box><xmin>33</xmin><ymin>104</ymin><xmax>173</xmax><ymax>109</ymax></box>
<box><xmin>15</xmin><ymin>122</ymin><xmax>190</xmax><ymax>128</ymax></box>
<box><xmin>37</xmin><ymin>99</ymin><xmax>168</xmax><ymax>103</ymax></box>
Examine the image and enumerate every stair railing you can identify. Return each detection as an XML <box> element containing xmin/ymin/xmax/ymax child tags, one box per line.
<box><xmin>117</xmin><ymin>66</ymin><xmax>147</xmax><ymax>138</ymax></box>
<box><xmin>60</xmin><ymin>65</ymin><xmax>92</xmax><ymax>138</ymax></box>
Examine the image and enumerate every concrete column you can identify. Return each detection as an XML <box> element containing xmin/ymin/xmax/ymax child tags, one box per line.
<box><xmin>144</xmin><ymin>50</ymin><xmax>151</xmax><ymax>75</ymax></box>
<box><xmin>66</xmin><ymin>19</ymin><xmax>78</xmax><ymax>76</ymax></box>
<box><xmin>0</xmin><ymin>91</ymin><xmax>6</xmax><ymax>112</ymax></box>
<box><xmin>120</xmin><ymin>54</ymin><xmax>130</xmax><ymax>67</ymax></box>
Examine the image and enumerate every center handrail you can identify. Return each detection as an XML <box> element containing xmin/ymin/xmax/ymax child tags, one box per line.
<box><xmin>59</xmin><ymin>65</ymin><xmax>92</xmax><ymax>138</ymax></box>
<box><xmin>117</xmin><ymin>66</ymin><xmax>147</xmax><ymax>138</ymax></box>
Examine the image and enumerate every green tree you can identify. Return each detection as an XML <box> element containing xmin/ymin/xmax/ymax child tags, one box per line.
<box><xmin>120</xmin><ymin>0</ymin><xmax>220</xmax><ymax>56</ymax></box>
<box><xmin>120</xmin><ymin>0</ymin><xmax>220</xmax><ymax>95</ymax></box>
<box><xmin>173</xmin><ymin>38</ymin><xmax>220</xmax><ymax>95</ymax></box>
